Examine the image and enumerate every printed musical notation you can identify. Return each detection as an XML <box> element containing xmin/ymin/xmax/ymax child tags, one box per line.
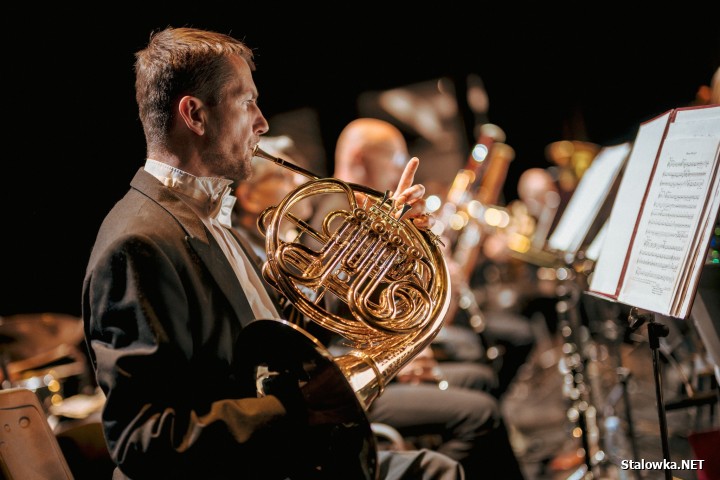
<box><xmin>590</xmin><ymin>105</ymin><xmax>720</xmax><ymax>318</ymax></box>
<box><xmin>624</xmin><ymin>136</ymin><xmax>718</xmax><ymax>304</ymax></box>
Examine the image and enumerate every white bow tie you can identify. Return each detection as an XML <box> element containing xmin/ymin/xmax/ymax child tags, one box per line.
<box><xmin>209</xmin><ymin>188</ymin><xmax>237</xmax><ymax>229</ymax></box>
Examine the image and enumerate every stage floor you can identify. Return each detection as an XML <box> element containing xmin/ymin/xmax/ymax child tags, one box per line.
<box><xmin>503</xmin><ymin>332</ymin><xmax>717</xmax><ymax>480</ymax></box>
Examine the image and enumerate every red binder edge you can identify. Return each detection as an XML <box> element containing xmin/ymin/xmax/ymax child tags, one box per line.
<box><xmin>613</xmin><ymin>109</ymin><xmax>674</xmax><ymax>298</ymax></box>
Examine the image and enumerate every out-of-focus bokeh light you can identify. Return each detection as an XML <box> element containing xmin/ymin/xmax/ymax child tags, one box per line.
<box><xmin>472</xmin><ymin>144</ymin><xmax>489</xmax><ymax>163</ymax></box>
<box><xmin>425</xmin><ymin>195</ymin><xmax>441</xmax><ymax>213</ymax></box>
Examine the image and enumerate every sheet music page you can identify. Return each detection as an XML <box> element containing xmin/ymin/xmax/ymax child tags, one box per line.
<box><xmin>673</xmin><ymin>109</ymin><xmax>720</xmax><ymax>316</ymax></box>
<box><xmin>675</xmin><ymin>105</ymin><xmax>720</xmax><ymax>122</ymax></box>
<box><xmin>585</xmin><ymin>221</ymin><xmax>607</xmax><ymax>262</ymax></box>
<box><xmin>620</xmin><ymin>109</ymin><xmax>720</xmax><ymax>316</ymax></box>
<box><xmin>548</xmin><ymin>142</ymin><xmax>630</xmax><ymax>254</ymax></box>
<box><xmin>676</xmin><ymin>176</ymin><xmax>720</xmax><ymax>317</ymax></box>
<box><xmin>589</xmin><ymin>114</ymin><xmax>671</xmax><ymax>297</ymax></box>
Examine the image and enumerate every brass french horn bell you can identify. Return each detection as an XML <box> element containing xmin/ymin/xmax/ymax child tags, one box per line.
<box><xmin>236</xmin><ymin>145</ymin><xmax>451</xmax><ymax>479</ymax></box>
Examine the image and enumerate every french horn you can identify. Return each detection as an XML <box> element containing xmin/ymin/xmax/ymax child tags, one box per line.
<box><xmin>236</xmin><ymin>146</ymin><xmax>451</xmax><ymax>479</ymax></box>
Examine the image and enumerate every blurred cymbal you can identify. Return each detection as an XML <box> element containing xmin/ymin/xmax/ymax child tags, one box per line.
<box><xmin>0</xmin><ymin>313</ymin><xmax>84</xmax><ymax>362</ymax></box>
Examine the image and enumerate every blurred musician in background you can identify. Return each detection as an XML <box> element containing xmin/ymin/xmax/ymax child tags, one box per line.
<box><xmin>318</xmin><ymin>117</ymin><xmax>526</xmax><ymax>480</ymax></box>
<box><xmin>82</xmin><ymin>27</ymin><xmax>465</xmax><ymax>480</ymax></box>
<box><xmin>473</xmin><ymin>167</ymin><xmax>564</xmax><ymax>337</ymax></box>
<box><xmin>426</xmin><ymin>125</ymin><xmax>538</xmax><ymax>398</ymax></box>
<box><xmin>516</xmin><ymin>168</ymin><xmax>561</xmax><ymax>248</ymax></box>
<box><xmin>232</xmin><ymin>136</ymin><xmax>313</xmax><ymax>259</ymax></box>
<box><xmin>692</xmin><ymin>65</ymin><xmax>720</xmax><ymax>105</ymax></box>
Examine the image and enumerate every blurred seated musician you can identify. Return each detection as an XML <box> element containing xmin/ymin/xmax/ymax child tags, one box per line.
<box><xmin>82</xmin><ymin>27</ymin><xmax>465</xmax><ymax>480</ymax></box>
<box><xmin>324</xmin><ymin>118</ymin><xmax>526</xmax><ymax>479</ymax></box>
<box><xmin>475</xmin><ymin>167</ymin><xmax>562</xmax><ymax>337</ymax></box>
<box><xmin>233</xmin><ymin>136</ymin><xmax>320</xmax><ymax>324</ymax></box>
<box><xmin>417</xmin><ymin>157</ymin><xmax>538</xmax><ymax>397</ymax></box>
<box><xmin>233</xmin><ymin>135</ymin><xmax>312</xmax><ymax>258</ymax></box>
<box><xmin>516</xmin><ymin>167</ymin><xmax>561</xmax><ymax>249</ymax></box>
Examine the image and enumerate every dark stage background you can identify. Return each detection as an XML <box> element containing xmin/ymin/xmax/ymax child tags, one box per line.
<box><xmin>3</xmin><ymin>8</ymin><xmax>719</xmax><ymax>316</ymax></box>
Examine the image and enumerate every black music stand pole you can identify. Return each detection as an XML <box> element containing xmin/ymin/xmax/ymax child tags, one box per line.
<box><xmin>629</xmin><ymin>307</ymin><xmax>672</xmax><ymax>480</ymax></box>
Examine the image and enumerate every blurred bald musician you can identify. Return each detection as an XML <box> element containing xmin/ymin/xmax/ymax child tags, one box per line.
<box><xmin>517</xmin><ymin>167</ymin><xmax>561</xmax><ymax>248</ymax></box>
<box><xmin>233</xmin><ymin>136</ymin><xmax>312</xmax><ymax>257</ymax></box>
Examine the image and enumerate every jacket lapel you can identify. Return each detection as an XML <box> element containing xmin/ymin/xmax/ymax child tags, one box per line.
<box><xmin>130</xmin><ymin>168</ymin><xmax>255</xmax><ymax>327</ymax></box>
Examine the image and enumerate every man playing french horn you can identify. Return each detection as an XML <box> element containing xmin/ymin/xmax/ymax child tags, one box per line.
<box><xmin>82</xmin><ymin>26</ymin><xmax>464</xmax><ymax>479</ymax></box>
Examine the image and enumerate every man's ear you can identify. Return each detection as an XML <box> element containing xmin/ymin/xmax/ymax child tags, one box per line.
<box><xmin>177</xmin><ymin>96</ymin><xmax>206</xmax><ymax>135</ymax></box>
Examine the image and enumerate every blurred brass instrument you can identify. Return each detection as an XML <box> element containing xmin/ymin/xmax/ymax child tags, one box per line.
<box><xmin>545</xmin><ymin>140</ymin><xmax>600</xmax><ymax>195</ymax></box>
<box><xmin>431</xmin><ymin>123</ymin><xmax>514</xmax><ymax>254</ymax></box>
<box><xmin>236</xmin><ymin>145</ymin><xmax>451</xmax><ymax>479</ymax></box>
<box><xmin>436</xmin><ymin>139</ymin><xmax>598</xmax><ymax>270</ymax></box>
<box><xmin>427</xmin><ymin>124</ymin><xmax>515</xmax><ymax>336</ymax></box>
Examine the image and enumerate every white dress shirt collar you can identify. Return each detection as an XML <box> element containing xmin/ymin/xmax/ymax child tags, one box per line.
<box><xmin>144</xmin><ymin>159</ymin><xmax>236</xmax><ymax>228</ymax></box>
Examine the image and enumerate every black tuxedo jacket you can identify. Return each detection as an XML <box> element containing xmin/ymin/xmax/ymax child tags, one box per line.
<box><xmin>83</xmin><ymin>168</ymin><xmax>293</xmax><ymax>479</ymax></box>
